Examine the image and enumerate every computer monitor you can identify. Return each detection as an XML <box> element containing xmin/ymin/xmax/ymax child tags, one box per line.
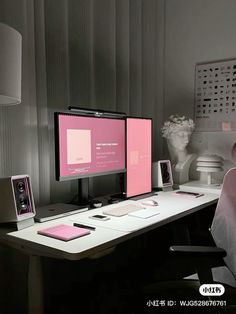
<box><xmin>126</xmin><ymin>117</ymin><xmax>152</xmax><ymax>198</ymax></box>
<box><xmin>54</xmin><ymin>112</ymin><xmax>126</xmax><ymax>204</ymax></box>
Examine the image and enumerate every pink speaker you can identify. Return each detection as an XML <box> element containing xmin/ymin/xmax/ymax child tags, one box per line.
<box><xmin>0</xmin><ymin>175</ymin><xmax>35</xmax><ymax>229</ymax></box>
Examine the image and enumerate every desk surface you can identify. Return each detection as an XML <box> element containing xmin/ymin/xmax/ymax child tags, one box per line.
<box><xmin>0</xmin><ymin>191</ymin><xmax>218</xmax><ymax>261</ymax></box>
<box><xmin>71</xmin><ymin>191</ymin><xmax>218</xmax><ymax>233</ymax></box>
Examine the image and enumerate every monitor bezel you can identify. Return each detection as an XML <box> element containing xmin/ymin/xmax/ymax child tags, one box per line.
<box><xmin>54</xmin><ymin>111</ymin><xmax>126</xmax><ymax>182</ymax></box>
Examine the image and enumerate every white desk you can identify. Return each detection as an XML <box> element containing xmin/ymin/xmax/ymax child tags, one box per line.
<box><xmin>70</xmin><ymin>191</ymin><xmax>218</xmax><ymax>234</ymax></box>
<box><xmin>0</xmin><ymin>191</ymin><xmax>218</xmax><ymax>314</ymax></box>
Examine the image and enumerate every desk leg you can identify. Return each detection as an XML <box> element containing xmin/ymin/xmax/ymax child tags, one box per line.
<box><xmin>28</xmin><ymin>255</ymin><xmax>44</xmax><ymax>314</ymax></box>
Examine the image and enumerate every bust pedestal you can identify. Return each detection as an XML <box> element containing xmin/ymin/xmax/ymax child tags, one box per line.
<box><xmin>172</xmin><ymin>154</ymin><xmax>196</xmax><ymax>185</ymax></box>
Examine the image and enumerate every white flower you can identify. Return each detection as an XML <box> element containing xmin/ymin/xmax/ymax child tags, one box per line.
<box><xmin>161</xmin><ymin>114</ymin><xmax>195</xmax><ymax>139</ymax></box>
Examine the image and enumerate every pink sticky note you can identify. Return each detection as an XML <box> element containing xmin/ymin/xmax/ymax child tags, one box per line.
<box><xmin>222</xmin><ymin>122</ymin><xmax>232</xmax><ymax>131</ymax></box>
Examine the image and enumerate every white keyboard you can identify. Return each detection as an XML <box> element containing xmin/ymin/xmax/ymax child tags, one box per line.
<box><xmin>103</xmin><ymin>203</ymin><xmax>143</xmax><ymax>217</ymax></box>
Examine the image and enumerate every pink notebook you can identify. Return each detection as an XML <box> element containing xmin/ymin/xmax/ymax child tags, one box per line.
<box><xmin>37</xmin><ymin>224</ymin><xmax>90</xmax><ymax>241</ymax></box>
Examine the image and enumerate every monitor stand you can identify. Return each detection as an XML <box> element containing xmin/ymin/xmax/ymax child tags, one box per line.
<box><xmin>78</xmin><ymin>178</ymin><xmax>90</xmax><ymax>207</ymax></box>
<box><xmin>128</xmin><ymin>191</ymin><xmax>157</xmax><ymax>200</ymax></box>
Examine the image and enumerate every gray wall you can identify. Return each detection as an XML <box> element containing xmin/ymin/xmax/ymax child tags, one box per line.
<box><xmin>0</xmin><ymin>0</ymin><xmax>166</xmax><ymax>204</ymax></box>
<box><xmin>164</xmin><ymin>0</ymin><xmax>236</xmax><ymax>178</ymax></box>
<box><xmin>45</xmin><ymin>0</ymin><xmax>165</xmax><ymax>199</ymax></box>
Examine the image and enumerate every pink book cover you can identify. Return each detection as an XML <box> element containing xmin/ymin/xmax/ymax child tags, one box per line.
<box><xmin>37</xmin><ymin>224</ymin><xmax>90</xmax><ymax>241</ymax></box>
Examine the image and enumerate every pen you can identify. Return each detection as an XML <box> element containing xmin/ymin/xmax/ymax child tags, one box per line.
<box><xmin>195</xmin><ymin>193</ymin><xmax>204</xmax><ymax>198</ymax></box>
<box><xmin>73</xmin><ymin>223</ymin><xmax>96</xmax><ymax>231</ymax></box>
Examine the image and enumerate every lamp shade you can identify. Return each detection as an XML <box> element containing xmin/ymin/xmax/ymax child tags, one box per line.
<box><xmin>0</xmin><ymin>23</ymin><xmax>22</xmax><ymax>105</ymax></box>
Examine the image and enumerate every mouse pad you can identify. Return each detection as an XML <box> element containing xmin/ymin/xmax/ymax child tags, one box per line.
<box><xmin>128</xmin><ymin>208</ymin><xmax>160</xmax><ymax>218</ymax></box>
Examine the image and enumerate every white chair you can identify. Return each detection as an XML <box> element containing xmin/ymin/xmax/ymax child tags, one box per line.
<box><xmin>143</xmin><ymin>168</ymin><xmax>236</xmax><ymax>308</ymax></box>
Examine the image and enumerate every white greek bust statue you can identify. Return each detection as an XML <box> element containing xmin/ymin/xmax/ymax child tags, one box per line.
<box><xmin>161</xmin><ymin>115</ymin><xmax>195</xmax><ymax>184</ymax></box>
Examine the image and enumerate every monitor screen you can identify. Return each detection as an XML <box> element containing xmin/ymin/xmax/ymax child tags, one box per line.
<box><xmin>126</xmin><ymin>117</ymin><xmax>152</xmax><ymax>198</ymax></box>
<box><xmin>55</xmin><ymin>112</ymin><xmax>126</xmax><ymax>181</ymax></box>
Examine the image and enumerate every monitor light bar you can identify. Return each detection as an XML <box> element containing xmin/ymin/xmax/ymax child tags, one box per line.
<box><xmin>68</xmin><ymin>106</ymin><xmax>126</xmax><ymax>118</ymax></box>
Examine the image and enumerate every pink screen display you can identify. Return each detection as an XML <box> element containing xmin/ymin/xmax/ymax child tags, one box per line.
<box><xmin>58</xmin><ymin>114</ymin><xmax>125</xmax><ymax>178</ymax></box>
<box><xmin>126</xmin><ymin>118</ymin><xmax>152</xmax><ymax>197</ymax></box>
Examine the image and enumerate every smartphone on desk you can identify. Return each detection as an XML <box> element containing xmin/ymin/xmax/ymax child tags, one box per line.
<box><xmin>89</xmin><ymin>214</ymin><xmax>110</xmax><ymax>221</ymax></box>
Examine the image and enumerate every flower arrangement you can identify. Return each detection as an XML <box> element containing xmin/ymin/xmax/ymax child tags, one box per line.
<box><xmin>161</xmin><ymin>114</ymin><xmax>195</xmax><ymax>139</ymax></box>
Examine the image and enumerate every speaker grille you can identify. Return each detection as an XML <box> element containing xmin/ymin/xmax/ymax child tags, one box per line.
<box><xmin>160</xmin><ymin>163</ymin><xmax>171</xmax><ymax>184</ymax></box>
<box><xmin>13</xmin><ymin>177</ymin><xmax>33</xmax><ymax>216</ymax></box>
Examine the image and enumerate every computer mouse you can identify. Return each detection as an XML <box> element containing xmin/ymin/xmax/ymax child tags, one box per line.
<box><xmin>141</xmin><ymin>200</ymin><xmax>158</xmax><ymax>207</ymax></box>
<box><xmin>90</xmin><ymin>199</ymin><xmax>103</xmax><ymax>208</ymax></box>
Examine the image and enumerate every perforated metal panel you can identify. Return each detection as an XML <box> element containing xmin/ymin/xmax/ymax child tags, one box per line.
<box><xmin>194</xmin><ymin>59</ymin><xmax>236</xmax><ymax>131</ymax></box>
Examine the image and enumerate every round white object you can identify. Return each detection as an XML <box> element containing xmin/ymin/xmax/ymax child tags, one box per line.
<box><xmin>196</xmin><ymin>166</ymin><xmax>223</xmax><ymax>172</ymax></box>
<box><xmin>197</xmin><ymin>155</ymin><xmax>222</xmax><ymax>162</ymax></box>
<box><xmin>196</xmin><ymin>161</ymin><xmax>222</xmax><ymax>167</ymax></box>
